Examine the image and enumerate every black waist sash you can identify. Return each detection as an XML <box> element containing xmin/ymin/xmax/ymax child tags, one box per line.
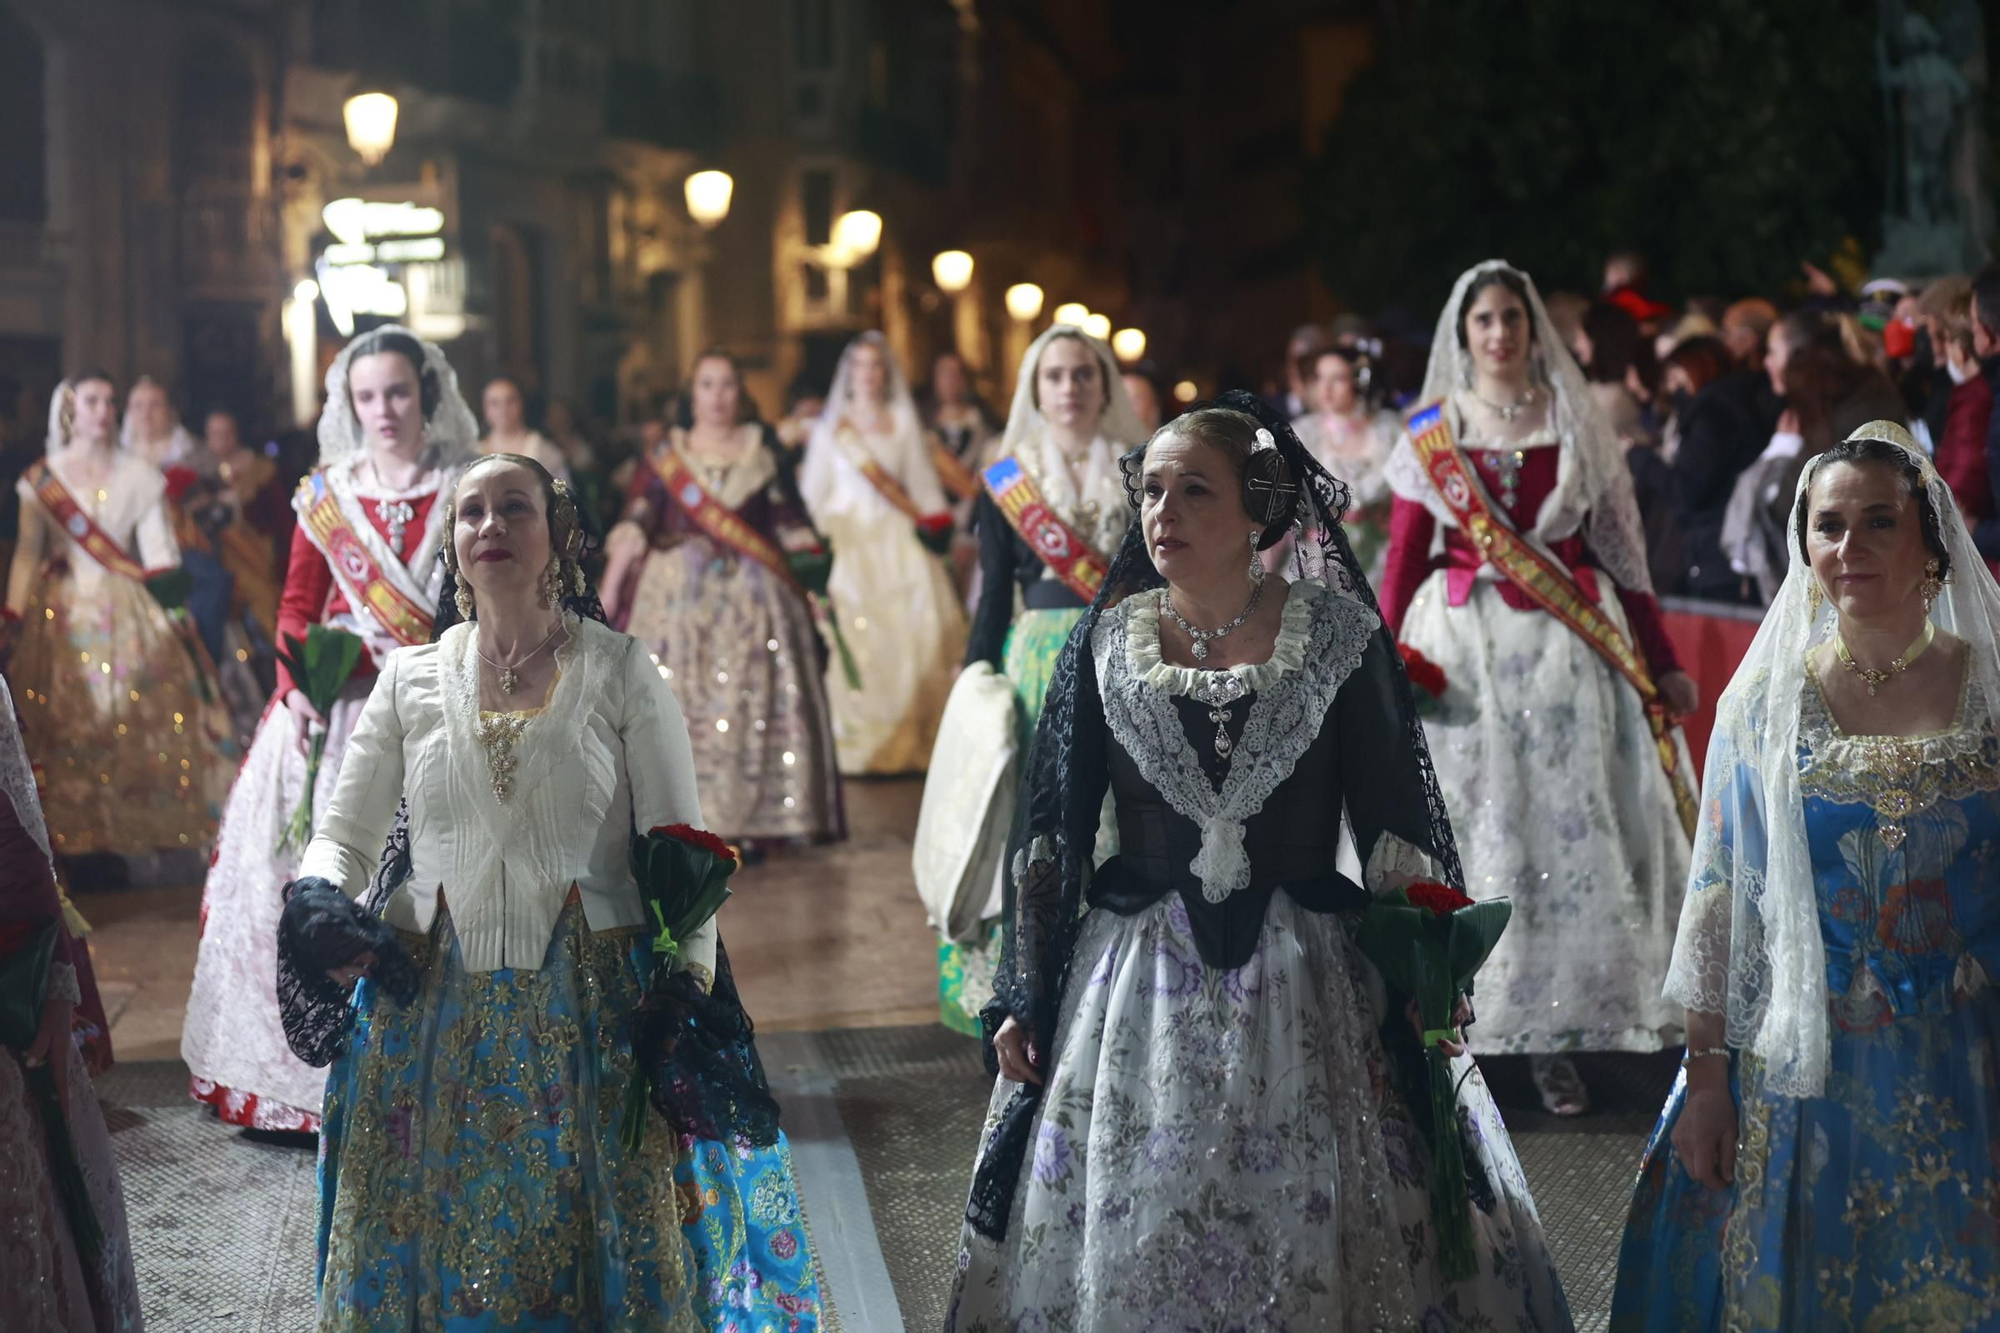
<box><xmin>1085</xmin><ymin>854</ymin><xmax>1367</xmax><ymax>970</ymax></box>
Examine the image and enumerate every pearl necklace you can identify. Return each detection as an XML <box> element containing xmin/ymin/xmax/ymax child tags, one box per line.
<box><xmin>1161</xmin><ymin>581</ymin><xmax>1262</xmax><ymax>662</ymax></box>
<box><xmin>1835</xmin><ymin>621</ymin><xmax>1935</xmax><ymax>697</ymax></box>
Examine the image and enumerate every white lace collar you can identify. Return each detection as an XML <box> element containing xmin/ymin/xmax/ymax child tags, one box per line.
<box><xmin>1019</xmin><ymin>427</ymin><xmax>1129</xmax><ymax>559</ymax></box>
<box><xmin>1125</xmin><ymin>578</ymin><xmax>1322</xmax><ymax>698</ymax></box>
<box><xmin>1094</xmin><ymin>578</ymin><xmax>1378</xmax><ymax>902</ymax></box>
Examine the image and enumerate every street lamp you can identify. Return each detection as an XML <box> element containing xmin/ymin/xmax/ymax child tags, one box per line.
<box><xmin>1052</xmin><ymin>302</ymin><xmax>1089</xmax><ymax>327</ymax></box>
<box><xmin>684</xmin><ymin>171</ymin><xmax>734</xmax><ymax>229</ymax></box>
<box><xmin>831</xmin><ymin>209</ymin><xmax>883</xmax><ymax>266</ymax></box>
<box><xmin>1112</xmin><ymin>328</ymin><xmax>1147</xmax><ymax>362</ymax></box>
<box><xmin>932</xmin><ymin>250</ymin><xmax>974</xmax><ymax>294</ymax></box>
<box><xmin>343</xmin><ymin>91</ymin><xmax>399</xmax><ymax>166</ymax></box>
<box><xmin>1005</xmin><ymin>283</ymin><xmax>1045</xmax><ymax>321</ymax></box>
<box><xmin>1082</xmin><ymin>312</ymin><xmax>1112</xmax><ymax>341</ymax></box>
<box><xmin>1172</xmin><ymin>379</ymin><xmax>1199</xmax><ymax>403</ymax></box>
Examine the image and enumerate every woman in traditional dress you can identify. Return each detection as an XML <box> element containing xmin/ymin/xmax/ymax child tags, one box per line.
<box><xmin>1612</xmin><ymin>424</ymin><xmax>2000</xmax><ymax>1331</ymax></box>
<box><xmin>799</xmin><ymin>332</ymin><xmax>965</xmax><ymax>774</ymax></box>
<box><xmin>1379</xmin><ymin>261</ymin><xmax>1700</xmax><ymax>1114</ymax></box>
<box><xmin>181</xmin><ymin>326</ymin><xmax>477</xmax><ymax>1132</ymax></box>
<box><xmin>1292</xmin><ymin>344</ymin><xmax>1397</xmax><ymax>583</ymax></box>
<box><xmin>923</xmin><ymin>351</ymin><xmax>1000</xmax><ymax>595</ymax></box>
<box><xmin>601</xmin><ymin>349</ymin><xmax>843</xmax><ymax>848</ymax></box>
<box><xmin>480</xmin><ymin>374</ymin><xmax>570</xmax><ymax>482</ymax></box>
<box><xmin>279</xmin><ymin>453</ymin><xmax>820</xmax><ymax>1331</ymax></box>
<box><xmin>926</xmin><ymin>325</ymin><xmax>1145</xmax><ymax>1036</ymax></box>
<box><xmin>947</xmin><ymin>396</ymin><xmax>1571</xmax><ymax>1331</ymax></box>
<box><xmin>120</xmin><ymin>375</ymin><xmax>197</xmax><ymax>469</ymax></box>
<box><xmin>0</xmin><ymin>674</ymin><xmax>143</xmax><ymax>1332</ymax></box>
<box><xmin>3</xmin><ymin>371</ymin><xmax>231</xmax><ymax>861</ymax></box>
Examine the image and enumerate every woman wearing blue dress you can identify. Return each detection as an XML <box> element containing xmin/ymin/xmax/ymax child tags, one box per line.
<box><xmin>275</xmin><ymin>449</ymin><xmax>821</xmax><ymax>1331</ymax></box>
<box><xmin>1612</xmin><ymin>420</ymin><xmax>2000</xmax><ymax>1331</ymax></box>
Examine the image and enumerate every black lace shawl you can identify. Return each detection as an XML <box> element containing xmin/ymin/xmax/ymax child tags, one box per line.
<box><xmin>275</xmin><ymin>518</ymin><xmax>781</xmax><ymax>1146</ymax></box>
<box><xmin>963</xmin><ymin>390</ymin><xmax>1467</xmax><ymax>1240</ymax></box>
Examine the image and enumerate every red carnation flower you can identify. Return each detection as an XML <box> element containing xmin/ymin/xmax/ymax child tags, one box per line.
<box><xmin>916</xmin><ymin>513</ymin><xmax>953</xmax><ymax>536</ymax></box>
<box><xmin>647</xmin><ymin>823</ymin><xmax>738</xmax><ymax>864</ymax></box>
<box><xmin>162</xmin><ymin>466</ymin><xmax>201</xmax><ymax>503</ymax></box>
<box><xmin>1398</xmin><ymin>643</ymin><xmax>1448</xmax><ymax>701</ymax></box>
<box><xmin>1406</xmin><ymin>881</ymin><xmax>1476</xmax><ymax>916</ymax></box>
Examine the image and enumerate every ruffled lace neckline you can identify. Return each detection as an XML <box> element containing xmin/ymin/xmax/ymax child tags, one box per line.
<box><xmin>1799</xmin><ymin>652</ymin><xmax>1990</xmax><ymax>767</ymax></box>
<box><xmin>1126</xmin><ymin>578</ymin><xmax>1322</xmax><ymax>698</ymax></box>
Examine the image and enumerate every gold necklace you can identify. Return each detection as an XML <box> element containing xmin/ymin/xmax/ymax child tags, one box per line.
<box><xmin>476</xmin><ymin>620</ymin><xmax>566</xmax><ymax>695</ymax></box>
<box><xmin>1835</xmin><ymin>621</ymin><xmax>1935</xmax><ymax>697</ymax></box>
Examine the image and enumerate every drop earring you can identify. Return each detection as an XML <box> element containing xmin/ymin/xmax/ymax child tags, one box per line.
<box><xmin>1921</xmin><ymin>557</ymin><xmax>1943</xmax><ymax>612</ymax></box>
<box><xmin>1248</xmin><ymin>531</ymin><xmax>1266</xmax><ymax>586</ymax></box>
<box><xmin>455</xmin><ymin>580</ymin><xmax>476</xmax><ymax>620</ymax></box>
<box><xmin>1806</xmin><ymin>578</ymin><xmax>1823</xmax><ymax>622</ymax></box>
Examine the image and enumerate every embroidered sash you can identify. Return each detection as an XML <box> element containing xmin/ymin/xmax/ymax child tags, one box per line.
<box><xmin>1405</xmin><ymin>401</ymin><xmax>1698</xmax><ymax>839</ymax></box>
<box><xmin>26</xmin><ymin>462</ymin><xmax>151</xmax><ymax>581</ymax></box>
<box><xmin>836</xmin><ymin>425</ymin><xmax>927</xmax><ymax>522</ymax></box>
<box><xmin>982</xmin><ymin>455</ymin><xmax>1109</xmax><ymax>603</ymax></box>
<box><xmin>294</xmin><ymin>469</ymin><xmax>435</xmax><ymax>648</ymax></box>
<box><xmin>649</xmin><ymin>446</ymin><xmax>804</xmax><ymax>595</ymax></box>
<box><xmin>931</xmin><ymin>437</ymin><xmax>981</xmax><ymax>502</ymax></box>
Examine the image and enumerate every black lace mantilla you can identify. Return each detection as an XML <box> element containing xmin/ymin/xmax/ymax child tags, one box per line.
<box><xmin>631</xmin><ymin>939</ymin><xmax>782</xmax><ymax>1146</ymax></box>
<box><xmin>964</xmin><ymin>389</ymin><xmax>1467</xmax><ymax>1241</ymax></box>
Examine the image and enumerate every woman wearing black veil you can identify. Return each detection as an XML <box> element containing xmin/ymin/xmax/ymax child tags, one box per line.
<box><xmin>946</xmin><ymin>395</ymin><xmax>1572</xmax><ymax>1331</ymax></box>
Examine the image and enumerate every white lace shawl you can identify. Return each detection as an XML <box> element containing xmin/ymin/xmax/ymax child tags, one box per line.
<box><xmin>316</xmin><ymin>322</ymin><xmax>480</xmax><ymax>471</ymax></box>
<box><xmin>1091</xmin><ymin>579</ymin><xmax>1377</xmax><ymax>902</ymax></box>
<box><xmin>1383</xmin><ymin>259</ymin><xmax>1655</xmax><ymax>594</ymax></box>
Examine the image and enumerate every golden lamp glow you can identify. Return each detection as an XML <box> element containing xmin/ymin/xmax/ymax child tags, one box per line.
<box><xmin>1052</xmin><ymin>302</ymin><xmax>1090</xmax><ymax>327</ymax></box>
<box><xmin>1005</xmin><ymin>283</ymin><xmax>1045</xmax><ymax>321</ymax></box>
<box><xmin>684</xmin><ymin>171</ymin><xmax>734</xmax><ymax>229</ymax></box>
<box><xmin>342</xmin><ymin>92</ymin><xmax>399</xmax><ymax>166</ymax></box>
<box><xmin>1082</xmin><ymin>312</ymin><xmax>1112</xmax><ymax>341</ymax></box>
<box><xmin>931</xmin><ymin>250</ymin><xmax>975</xmax><ymax>293</ymax></box>
<box><xmin>1112</xmin><ymin>327</ymin><xmax>1147</xmax><ymax>361</ymax></box>
<box><xmin>1173</xmin><ymin>379</ymin><xmax>1199</xmax><ymax>403</ymax></box>
<box><xmin>831</xmin><ymin>209</ymin><xmax>883</xmax><ymax>265</ymax></box>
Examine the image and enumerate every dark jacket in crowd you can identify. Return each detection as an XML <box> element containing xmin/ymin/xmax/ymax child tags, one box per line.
<box><xmin>1672</xmin><ymin>370</ymin><xmax>1772</xmax><ymax>600</ymax></box>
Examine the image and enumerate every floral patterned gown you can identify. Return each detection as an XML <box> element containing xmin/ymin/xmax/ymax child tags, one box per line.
<box><xmin>1612</xmin><ymin>675</ymin><xmax>2000</xmax><ymax>1331</ymax></box>
<box><xmin>948</xmin><ymin>580</ymin><xmax>1572</xmax><ymax>1332</ymax></box>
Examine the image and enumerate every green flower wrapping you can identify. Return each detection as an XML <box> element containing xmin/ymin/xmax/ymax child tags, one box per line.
<box><xmin>272</xmin><ymin>625</ymin><xmax>367</xmax><ymax>855</ymax></box>
<box><xmin>619</xmin><ymin>823</ymin><xmax>739</xmax><ymax>1152</ymax></box>
<box><xmin>1355</xmin><ymin>882</ymin><xmax>1511</xmax><ymax>1282</ymax></box>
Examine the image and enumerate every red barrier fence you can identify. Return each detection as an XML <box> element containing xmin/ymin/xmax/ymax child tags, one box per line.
<box><xmin>1658</xmin><ymin>597</ymin><xmax>1766</xmax><ymax>779</ymax></box>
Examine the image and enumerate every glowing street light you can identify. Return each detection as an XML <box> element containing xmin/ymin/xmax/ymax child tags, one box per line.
<box><xmin>684</xmin><ymin>171</ymin><xmax>734</xmax><ymax>229</ymax></box>
<box><xmin>1173</xmin><ymin>379</ymin><xmax>1199</xmax><ymax>403</ymax></box>
<box><xmin>1005</xmin><ymin>283</ymin><xmax>1045</xmax><ymax>321</ymax></box>
<box><xmin>830</xmin><ymin>209</ymin><xmax>883</xmax><ymax>266</ymax></box>
<box><xmin>1052</xmin><ymin>302</ymin><xmax>1089</xmax><ymax>327</ymax></box>
<box><xmin>343</xmin><ymin>92</ymin><xmax>399</xmax><ymax>166</ymax></box>
<box><xmin>1112</xmin><ymin>328</ymin><xmax>1147</xmax><ymax>362</ymax></box>
<box><xmin>1082</xmin><ymin>312</ymin><xmax>1112</xmax><ymax>341</ymax></box>
<box><xmin>932</xmin><ymin>250</ymin><xmax>974</xmax><ymax>294</ymax></box>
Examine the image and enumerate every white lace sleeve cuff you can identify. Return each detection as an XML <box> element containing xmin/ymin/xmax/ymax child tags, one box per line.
<box><xmin>48</xmin><ymin>960</ymin><xmax>80</xmax><ymax>1009</ymax></box>
<box><xmin>1363</xmin><ymin>831</ymin><xmax>1440</xmax><ymax>896</ymax></box>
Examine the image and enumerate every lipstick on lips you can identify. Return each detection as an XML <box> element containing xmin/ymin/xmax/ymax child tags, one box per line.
<box><xmin>475</xmin><ymin>548</ymin><xmax>513</xmax><ymax>562</ymax></box>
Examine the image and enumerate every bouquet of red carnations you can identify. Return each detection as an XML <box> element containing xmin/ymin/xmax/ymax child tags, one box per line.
<box><xmin>1355</xmin><ymin>880</ymin><xmax>1510</xmax><ymax>1280</ymax></box>
<box><xmin>619</xmin><ymin>823</ymin><xmax>740</xmax><ymax>1153</ymax></box>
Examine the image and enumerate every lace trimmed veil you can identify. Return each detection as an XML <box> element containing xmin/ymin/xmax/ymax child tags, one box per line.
<box><xmin>997</xmin><ymin>324</ymin><xmax>1150</xmax><ymax>557</ymax></box>
<box><xmin>1383</xmin><ymin>258</ymin><xmax>1655</xmax><ymax>596</ymax></box>
<box><xmin>1664</xmin><ymin>421</ymin><xmax>2000</xmax><ymax>1097</ymax></box>
<box><xmin>314</xmin><ymin>323</ymin><xmax>480</xmax><ymax>472</ymax></box>
<box><xmin>797</xmin><ymin>331</ymin><xmax>926</xmax><ymax>510</ymax></box>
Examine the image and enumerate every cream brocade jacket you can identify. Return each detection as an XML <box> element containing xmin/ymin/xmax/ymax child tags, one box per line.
<box><xmin>298</xmin><ymin>614</ymin><xmax>717</xmax><ymax>978</ymax></box>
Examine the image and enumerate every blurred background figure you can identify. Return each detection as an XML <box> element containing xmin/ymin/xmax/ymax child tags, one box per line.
<box><xmin>120</xmin><ymin>375</ymin><xmax>197</xmax><ymax>470</ymax></box>
<box><xmin>478</xmin><ymin>374</ymin><xmax>568</xmax><ymax>482</ymax></box>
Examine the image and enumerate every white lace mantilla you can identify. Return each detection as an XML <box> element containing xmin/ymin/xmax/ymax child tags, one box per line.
<box><xmin>1093</xmin><ymin>579</ymin><xmax>1376</xmax><ymax>902</ymax></box>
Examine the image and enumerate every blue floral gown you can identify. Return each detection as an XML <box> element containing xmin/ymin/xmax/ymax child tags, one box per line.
<box><xmin>316</xmin><ymin>897</ymin><xmax>822</xmax><ymax>1332</ymax></box>
<box><xmin>1612</xmin><ymin>675</ymin><xmax>2000</xmax><ymax>1331</ymax></box>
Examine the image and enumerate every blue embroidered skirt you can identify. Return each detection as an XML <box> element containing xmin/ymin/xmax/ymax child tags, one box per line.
<box><xmin>317</xmin><ymin>900</ymin><xmax>822</xmax><ymax>1331</ymax></box>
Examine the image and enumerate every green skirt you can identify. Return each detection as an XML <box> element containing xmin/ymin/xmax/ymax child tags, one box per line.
<box><xmin>938</xmin><ymin>606</ymin><xmax>1083</xmax><ymax>1036</ymax></box>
